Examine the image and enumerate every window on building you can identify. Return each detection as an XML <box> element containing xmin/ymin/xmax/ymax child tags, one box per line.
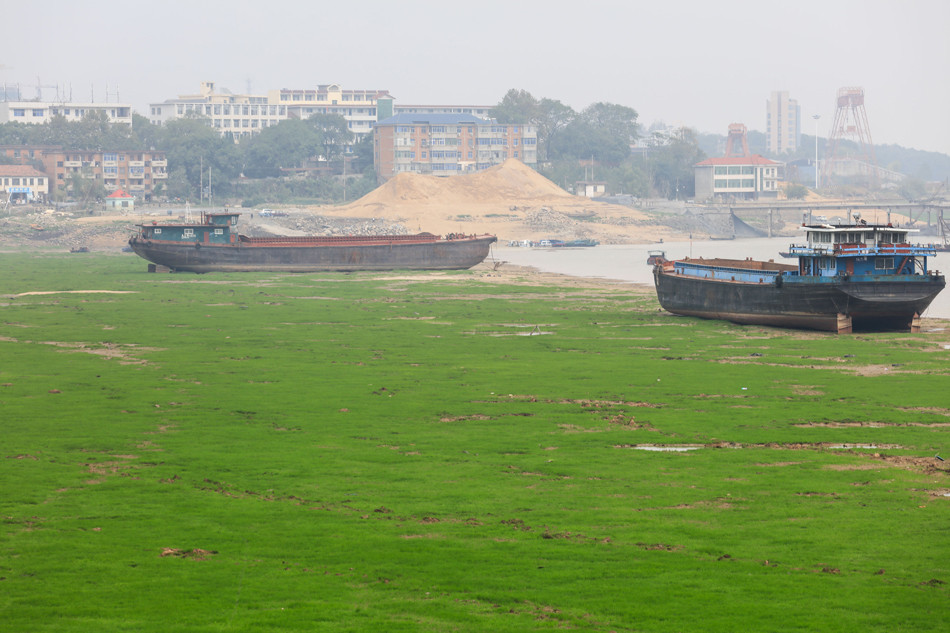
<box><xmin>13</xmin><ymin>109</ymin><xmax>24</xmax><ymax>117</ymax></box>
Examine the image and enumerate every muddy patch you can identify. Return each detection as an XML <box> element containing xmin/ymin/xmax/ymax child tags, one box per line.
<box><xmin>160</xmin><ymin>547</ymin><xmax>217</xmax><ymax>560</ymax></box>
<box><xmin>36</xmin><ymin>340</ymin><xmax>163</xmax><ymax>365</ymax></box>
<box><xmin>795</xmin><ymin>421</ymin><xmax>950</xmax><ymax>428</ymax></box>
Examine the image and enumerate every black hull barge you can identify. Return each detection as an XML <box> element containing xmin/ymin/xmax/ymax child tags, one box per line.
<box><xmin>653</xmin><ymin>223</ymin><xmax>945</xmax><ymax>333</ymax></box>
<box><xmin>129</xmin><ymin>212</ymin><xmax>497</xmax><ymax>273</ymax></box>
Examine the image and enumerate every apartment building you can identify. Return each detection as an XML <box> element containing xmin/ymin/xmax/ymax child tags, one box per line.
<box><xmin>0</xmin><ymin>101</ymin><xmax>132</xmax><ymax>126</ymax></box>
<box><xmin>270</xmin><ymin>84</ymin><xmax>392</xmax><ymax>140</ymax></box>
<box><xmin>149</xmin><ymin>81</ymin><xmax>282</xmax><ymax>140</ymax></box>
<box><xmin>373</xmin><ymin>113</ymin><xmax>537</xmax><ymax>183</ymax></box>
<box><xmin>766</xmin><ymin>91</ymin><xmax>801</xmax><ymax>154</ymax></box>
<box><xmin>0</xmin><ymin>145</ymin><xmax>168</xmax><ymax>201</ymax></box>
<box><xmin>393</xmin><ymin>104</ymin><xmax>495</xmax><ymax>119</ymax></box>
<box><xmin>150</xmin><ymin>81</ymin><xmax>391</xmax><ymax>141</ymax></box>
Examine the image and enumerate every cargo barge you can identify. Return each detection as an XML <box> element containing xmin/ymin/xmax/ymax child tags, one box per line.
<box><xmin>128</xmin><ymin>212</ymin><xmax>497</xmax><ymax>273</ymax></box>
<box><xmin>653</xmin><ymin>222</ymin><xmax>945</xmax><ymax>333</ymax></box>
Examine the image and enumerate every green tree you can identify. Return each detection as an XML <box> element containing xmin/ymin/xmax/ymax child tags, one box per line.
<box><xmin>159</xmin><ymin>114</ymin><xmax>242</xmax><ymax>199</ymax></box>
<box><xmin>349</xmin><ymin>132</ymin><xmax>376</xmax><ymax>175</ymax></box>
<box><xmin>492</xmin><ymin>90</ymin><xmax>576</xmax><ymax>163</ymax></box>
<box><xmin>243</xmin><ymin>118</ymin><xmax>323</xmax><ymax>178</ymax></box>
<box><xmin>535</xmin><ymin>98</ymin><xmax>575</xmax><ymax>162</ymax></box>
<box><xmin>785</xmin><ymin>183</ymin><xmax>809</xmax><ymax>200</ymax></box>
<box><xmin>307</xmin><ymin>113</ymin><xmax>353</xmax><ymax>169</ymax></box>
<box><xmin>549</xmin><ymin>103</ymin><xmax>638</xmax><ymax>164</ymax></box>
<box><xmin>649</xmin><ymin>127</ymin><xmax>706</xmax><ymax>199</ymax></box>
<box><xmin>491</xmin><ymin>89</ymin><xmax>542</xmax><ymax>124</ymax></box>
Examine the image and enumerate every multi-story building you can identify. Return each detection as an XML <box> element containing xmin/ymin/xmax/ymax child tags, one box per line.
<box><xmin>0</xmin><ymin>165</ymin><xmax>50</xmax><ymax>203</ymax></box>
<box><xmin>373</xmin><ymin>113</ymin><xmax>537</xmax><ymax>183</ymax></box>
<box><xmin>0</xmin><ymin>101</ymin><xmax>132</xmax><ymax>126</ymax></box>
<box><xmin>148</xmin><ymin>81</ymin><xmax>282</xmax><ymax>140</ymax></box>
<box><xmin>393</xmin><ymin>104</ymin><xmax>495</xmax><ymax>119</ymax></box>
<box><xmin>270</xmin><ymin>85</ymin><xmax>392</xmax><ymax>140</ymax></box>
<box><xmin>693</xmin><ymin>155</ymin><xmax>783</xmax><ymax>201</ymax></box>
<box><xmin>0</xmin><ymin>145</ymin><xmax>168</xmax><ymax>201</ymax></box>
<box><xmin>149</xmin><ymin>81</ymin><xmax>391</xmax><ymax>141</ymax></box>
<box><xmin>766</xmin><ymin>91</ymin><xmax>801</xmax><ymax>154</ymax></box>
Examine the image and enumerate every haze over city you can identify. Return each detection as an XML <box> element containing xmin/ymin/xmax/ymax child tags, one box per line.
<box><xmin>4</xmin><ymin>0</ymin><xmax>949</xmax><ymax>155</ymax></box>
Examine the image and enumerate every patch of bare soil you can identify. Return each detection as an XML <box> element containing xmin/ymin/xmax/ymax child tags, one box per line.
<box><xmin>7</xmin><ymin>290</ymin><xmax>137</xmax><ymax>297</ymax></box>
<box><xmin>794</xmin><ymin>421</ymin><xmax>950</xmax><ymax>428</ymax></box>
<box><xmin>38</xmin><ymin>340</ymin><xmax>162</xmax><ymax>365</ymax></box>
<box><xmin>160</xmin><ymin>548</ymin><xmax>217</xmax><ymax>560</ymax></box>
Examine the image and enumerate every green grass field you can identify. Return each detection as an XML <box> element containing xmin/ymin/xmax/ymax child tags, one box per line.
<box><xmin>2</xmin><ymin>252</ymin><xmax>948</xmax><ymax>632</ymax></box>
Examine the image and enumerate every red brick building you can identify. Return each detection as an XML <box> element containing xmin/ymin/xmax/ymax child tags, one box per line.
<box><xmin>0</xmin><ymin>145</ymin><xmax>168</xmax><ymax>201</ymax></box>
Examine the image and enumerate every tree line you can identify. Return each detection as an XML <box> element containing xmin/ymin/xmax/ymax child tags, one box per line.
<box><xmin>491</xmin><ymin>89</ymin><xmax>706</xmax><ymax>199</ymax></box>
<box><xmin>0</xmin><ymin>111</ymin><xmax>377</xmax><ymax>205</ymax></box>
<box><xmin>0</xmin><ymin>90</ymin><xmax>708</xmax><ymax>204</ymax></box>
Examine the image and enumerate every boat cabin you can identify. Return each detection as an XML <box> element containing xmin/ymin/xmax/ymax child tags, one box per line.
<box><xmin>136</xmin><ymin>212</ymin><xmax>240</xmax><ymax>245</ymax></box>
<box><xmin>788</xmin><ymin>223</ymin><xmax>936</xmax><ymax>278</ymax></box>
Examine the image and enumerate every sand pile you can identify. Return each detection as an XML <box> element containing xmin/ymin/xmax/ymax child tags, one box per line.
<box><xmin>310</xmin><ymin>159</ymin><xmax>668</xmax><ymax>244</ymax></box>
<box><xmin>352</xmin><ymin>159</ymin><xmax>575</xmax><ymax>208</ymax></box>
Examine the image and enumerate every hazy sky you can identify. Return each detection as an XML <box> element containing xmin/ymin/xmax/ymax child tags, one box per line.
<box><xmin>4</xmin><ymin>0</ymin><xmax>949</xmax><ymax>154</ymax></box>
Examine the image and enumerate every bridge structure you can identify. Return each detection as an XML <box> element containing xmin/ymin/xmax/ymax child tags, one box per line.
<box><xmin>698</xmin><ymin>200</ymin><xmax>950</xmax><ymax>240</ymax></box>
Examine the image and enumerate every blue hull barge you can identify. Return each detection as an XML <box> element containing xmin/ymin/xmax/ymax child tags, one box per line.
<box><xmin>129</xmin><ymin>212</ymin><xmax>497</xmax><ymax>273</ymax></box>
<box><xmin>653</xmin><ymin>223</ymin><xmax>945</xmax><ymax>333</ymax></box>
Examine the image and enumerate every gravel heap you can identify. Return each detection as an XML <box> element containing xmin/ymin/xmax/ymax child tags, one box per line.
<box><xmin>0</xmin><ymin>211</ymin><xmax>138</xmax><ymax>251</ymax></box>
<box><xmin>243</xmin><ymin>212</ymin><xmax>409</xmax><ymax>237</ymax></box>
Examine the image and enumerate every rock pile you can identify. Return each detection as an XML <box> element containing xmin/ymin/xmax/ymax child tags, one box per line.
<box><xmin>245</xmin><ymin>212</ymin><xmax>409</xmax><ymax>237</ymax></box>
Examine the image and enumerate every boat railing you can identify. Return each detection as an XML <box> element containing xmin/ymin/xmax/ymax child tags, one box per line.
<box><xmin>788</xmin><ymin>243</ymin><xmax>939</xmax><ymax>257</ymax></box>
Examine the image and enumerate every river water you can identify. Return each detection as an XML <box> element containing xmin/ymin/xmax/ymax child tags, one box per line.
<box><xmin>493</xmin><ymin>237</ymin><xmax>950</xmax><ymax>320</ymax></box>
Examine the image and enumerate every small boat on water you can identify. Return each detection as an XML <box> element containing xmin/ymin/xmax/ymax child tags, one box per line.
<box><xmin>653</xmin><ymin>222</ymin><xmax>945</xmax><ymax>333</ymax></box>
<box><xmin>128</xmin><ymin>211</ymin><xmax>497</xmax><ymax>273</ymax></box>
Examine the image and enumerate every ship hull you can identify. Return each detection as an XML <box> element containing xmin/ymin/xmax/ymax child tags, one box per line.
<box><xmin>654</xmin><ymin>266</ymin><xmax>945</xmax><ymax>332</ymax></box>
<box><xmin>129</xmin><ymin>236</ymin><xmax>497</xmax><ymax>273</ymax></box>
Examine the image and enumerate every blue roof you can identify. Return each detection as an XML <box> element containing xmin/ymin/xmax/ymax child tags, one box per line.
<box><xmin>376</xmin><ymin>113</ymin><xmax>489</xmax><ymax>126</ymax></box>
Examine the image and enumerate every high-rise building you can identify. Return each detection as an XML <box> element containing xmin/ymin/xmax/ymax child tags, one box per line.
<box><xmin>766</xmin><ymin>91</ymin><xmax>801</xmax><ymax>155</ymax></box>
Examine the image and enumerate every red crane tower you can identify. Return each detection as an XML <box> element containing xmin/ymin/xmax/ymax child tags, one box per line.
<box><xmin>821</xmin><ymin>87</ymin><xmax>879</xmax><ymax>188</ymax></box>
<box><xmin>724</xmin><ymin>123</ymin><xmax>750</xmax><ymax>157</ymax></box>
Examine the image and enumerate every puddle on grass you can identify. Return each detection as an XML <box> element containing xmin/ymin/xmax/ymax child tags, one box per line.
<box><xmin>619</xmin><ymin>442</ymin><xmax>903</xmax><ymax>452</ymax></box>
<box><xmin>626</xmin><ymin>444</ymin><xmax>703</xmax><ymax>452</ymax></box>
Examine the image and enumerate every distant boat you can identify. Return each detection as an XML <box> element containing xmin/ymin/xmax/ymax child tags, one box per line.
<box><xmin>653</xmin><ymin>223</ymin><xmax>945</xmax><ymax>333</ymax></box>
<box><xmin>563</xmin><ymin>239</ymin><xmax>599</xmax><ymax>247</ymax></box>
<box><xmin>646</xmin><ymin>249</ymin><xmax>667</xmax><ymax>265</ymax></box>
<box><xmin>129</xmin><ymin>212</ymin><xmax>496</xmax><ymax>273</ymax></box>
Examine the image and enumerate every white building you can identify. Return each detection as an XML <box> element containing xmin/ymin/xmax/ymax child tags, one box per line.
<box><xmin>148</xmin><ymin>81</ymin><xmax>283</xmax><ymax>140</ymax></box>
<box><xmin>766</xmin><ymin>91</ymin><xmax>801</xmax><ymax>155</ymax></box>
<box><xmin>0</xmin><ymin>101</ymin><xmax>132</xmax><ymax>126</ymax></box>
<box><xmin>149</xmin><ymin>81</ymin><xmax>391</xmax><ymax>141</ymax></box>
